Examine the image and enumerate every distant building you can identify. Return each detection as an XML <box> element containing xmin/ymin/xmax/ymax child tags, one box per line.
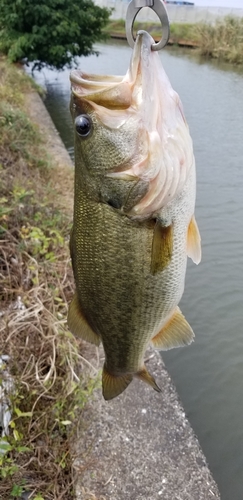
<box><xmin>164</xmin><ymin>1</ymin><xmax>194</xmax><ymax>5</ymax></box>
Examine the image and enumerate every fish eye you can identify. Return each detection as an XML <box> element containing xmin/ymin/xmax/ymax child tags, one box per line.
<box><xmin>75</xmin><ymin>114</ymin><xmax>92</xmax><ymax>137</ymax></box>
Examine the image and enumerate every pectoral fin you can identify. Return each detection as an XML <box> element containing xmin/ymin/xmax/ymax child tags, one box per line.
<box><xmin>67</xmin><ymin>292</ymin><xmax>100</xmax><ymax>346</ymax></box>
<box><xmin>151</xmin><ymin>307</ymin><xmax>194</xmax><ymax>350</ymax></box>
<box><xmin>102</xmin><ymin>365</ymin><xmax>133</xmax><ymax>400</ymax></box>
<box><xmin>151</xmin><ymin>221</ymin><xmax>173</xmax><ymax>275</ymax></box>
<box><xmin>187</xmin><ymin>215</ymin><xmax>201</xmax><ymax>265</ymax></box>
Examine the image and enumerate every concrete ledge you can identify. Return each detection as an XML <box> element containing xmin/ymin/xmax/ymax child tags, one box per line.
<box><xmin>75</xmin><ymin>348</ymin><xmax>220</xmax><ymax>500</ymax></box>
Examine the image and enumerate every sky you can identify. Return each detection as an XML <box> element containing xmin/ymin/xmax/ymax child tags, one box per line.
<box><xmin>195</xmin><ymin>0</ymin><xmax>243</xmax><ymax>7</ymax></box>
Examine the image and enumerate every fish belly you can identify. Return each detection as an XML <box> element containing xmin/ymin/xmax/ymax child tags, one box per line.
<box><xmin>71</xmin><ymin>186</ymin><xmax>189</xmax><ymax>375</ymax></box>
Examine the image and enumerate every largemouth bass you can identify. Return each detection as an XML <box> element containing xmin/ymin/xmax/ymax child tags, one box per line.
<box><xmin>68</xmin><ymin>31</ymin><xmax>201</xmax><ymax>400</ymax></box>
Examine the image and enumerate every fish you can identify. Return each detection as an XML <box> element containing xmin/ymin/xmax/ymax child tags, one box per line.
<box><xmin>68</xmin><ymin>30</ymin><xmax>201</xmax><ymax>401</ymax></box>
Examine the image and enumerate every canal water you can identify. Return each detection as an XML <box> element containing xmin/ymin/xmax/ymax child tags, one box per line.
<box><xmin>31</xmin><ymin>40</ymin><xmax>243</xmax><ymax>500</ymax></box>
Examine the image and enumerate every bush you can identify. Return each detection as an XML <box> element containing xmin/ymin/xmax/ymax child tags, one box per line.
<box><xmin>0</xmin><ymin>0</ymin><xmax>111</xmax><ymax>70</ymax></box>
<box><xmin>196</xmin><ymin>16</ymin><xmax>243</xmax><ymax>65</ymax></box>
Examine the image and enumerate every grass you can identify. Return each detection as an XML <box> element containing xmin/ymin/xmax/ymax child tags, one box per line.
<box><xmin>106</xmin><ymin>16</ymin><xmax>243</xmax><ymax>64</ymax></box>
<box><xmin>105</xmin><ymin>19</ymin><xmax>199</xmax><ymax>46</ymax></box>
<box><xmin>196</xmin><ymin>16</ymin><xmax>243</xmax><ymax>64</ymax></box>
<box><xmin>0</xmin><ymin>59</ymin><xmax>99</xmax><ymax>499</ymax></box>
<box><xmin>170</xmin><ymin>22</ymin><xmax>198</xmax><ymax>44</ymax></box>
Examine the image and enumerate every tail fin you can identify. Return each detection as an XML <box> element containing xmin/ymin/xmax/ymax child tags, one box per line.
<box><xmin>136</xmin><ymin>366</ymin><xmax>161</xmax><ymax>393</ymax></box>
<box><xmin>102</xmin><ymin>365</ymin><xmax>161</xmax><ymax>401</ymax></box>
<box><xmin>102</xmin><ymin>365</ymin><xmax>133</xmax><ymax>401</ymax></box>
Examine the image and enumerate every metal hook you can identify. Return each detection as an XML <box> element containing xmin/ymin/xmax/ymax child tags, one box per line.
<box><xmin>125</xmin><ymin>0</ymin><xmax>170</xmax><ymax>51</ymax></box>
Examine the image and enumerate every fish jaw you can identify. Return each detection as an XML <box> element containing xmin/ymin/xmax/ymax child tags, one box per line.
<box><xmin>70</xmin><ymin>71</ymin><xmax>132</xmax><ymax>111</ymax></box>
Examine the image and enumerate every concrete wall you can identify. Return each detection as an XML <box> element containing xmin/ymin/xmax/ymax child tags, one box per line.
<box><xmin>95</xmin><ymin>0</ymin><xmax>243</xmax><ymax>24</ymax></box>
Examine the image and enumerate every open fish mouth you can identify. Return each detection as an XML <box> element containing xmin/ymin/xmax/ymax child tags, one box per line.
<box><xmin>69</xmin><ymin>31</ymin><xmax>151</xmax><ymax>109</ymax></box>
<box><xmin>70</xmin><ymin>31</ymin><xmax>194</xmax><ymax>218</ymax></box>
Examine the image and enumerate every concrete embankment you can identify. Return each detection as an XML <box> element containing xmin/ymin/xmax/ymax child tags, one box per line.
<box><xmin>27</xmin><ymin>91</ymin><xmax>220</xmax><ymax>500</ymax></box>
<box><xmin>75</xmin><ymin>348</ymin><xmax>220</xmax><ymax>500</ymax></box>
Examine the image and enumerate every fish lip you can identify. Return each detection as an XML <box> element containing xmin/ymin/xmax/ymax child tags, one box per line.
<box><xmin>70</xmin><ymin>71</ymin><xmax>123</xmax><ymax>84</ymax></box>
<box><xmin>127</xmin><ymin>30</ymin><xmax>155</xmax><ymax>83</ymax></box>
<box><xmin>70</xmin><ymin>69</ymin><xmax>133</xmax><ymax>109</ymax></box>
<box><xmin>70</xmin><ymin>70</ymin><xmax>124</xmax><ymax>97</ymax></box>
<box><xmin>70</xmin><ymin>71</ymin><xmax>124</xmax><ymax>86</ymax></box>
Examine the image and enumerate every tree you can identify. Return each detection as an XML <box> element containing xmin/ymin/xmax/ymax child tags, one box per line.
<box><xmin>0</xmin><ymin>0</ymin><xmax>111</xmax><ymax>70</ymax></box>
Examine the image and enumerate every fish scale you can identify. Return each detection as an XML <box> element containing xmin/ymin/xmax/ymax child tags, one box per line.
<box><xmin>71</xmin><ymin>170</ymin><xmax>193</xmax><ymax>373</ymax></box>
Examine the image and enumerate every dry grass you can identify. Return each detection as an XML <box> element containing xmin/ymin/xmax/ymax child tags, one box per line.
<box><xmin>105</xmin><ymin>19</ymin><xmax>198</xmax><ymax>46</ymax></box>
<box><xmin>80</xmin><ymin>488</ymin><xmax>107</xmax><ymax>500</ymax></box>
<box><xmin>196</xmin><ymin>16</ymin><xmax>243</xmax><ymax>64</ymax></box>
<box><xmin>106</xmin><ymin>17</ymin><xmax>243</xmax><ymax>62</ymax></box>
<box><xmin>0</xmin><ymin>59</ymin><xmax>99</xmax><ymax>499</ymax></box>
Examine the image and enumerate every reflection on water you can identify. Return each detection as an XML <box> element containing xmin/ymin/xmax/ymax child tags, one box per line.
<box><xmin>30</xmin><ymin>41</ymin><xmax>243</xmax><ymax>500</ymax></box>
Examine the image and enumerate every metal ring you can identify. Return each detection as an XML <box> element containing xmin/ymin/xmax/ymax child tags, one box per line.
<box><xmin>125</xmin><ymin>0</ymin><xmax>170</xmax><ymax>51</ymax></box>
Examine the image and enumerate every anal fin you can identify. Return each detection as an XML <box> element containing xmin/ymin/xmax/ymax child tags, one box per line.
<box><xmin>187</xmin><ymin>215</ymin><xmax>201</xmax><ymax>264</ymax></box>
<box><xmin>136</xmin><ymin>367</ymin><xmax>161</xmax><ymax>393</ymax></box>
<box><xmin>151</xmin><ymin>221</ymin><xmax>173</xmax><ymax>275</ymax></box>
<box><xmin>102</xmin><ymin>365</ymin><xmax>133</xmax><ymax>400</ymax></box>
<box><xmin>67</xmin><ymin>292</ymin><xmax>100</xmax><ymax>346</ymax></box>
<box><xmin>151</xmin><ymin>307</ymin><xmax>194</xmax><ymax>350</ymax></box>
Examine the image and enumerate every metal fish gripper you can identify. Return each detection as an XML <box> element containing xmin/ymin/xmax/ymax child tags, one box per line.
<box><xmin>125</xmin><ymin>0</ymin><xmax>170</xmax><ymax>51</ymax></box>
